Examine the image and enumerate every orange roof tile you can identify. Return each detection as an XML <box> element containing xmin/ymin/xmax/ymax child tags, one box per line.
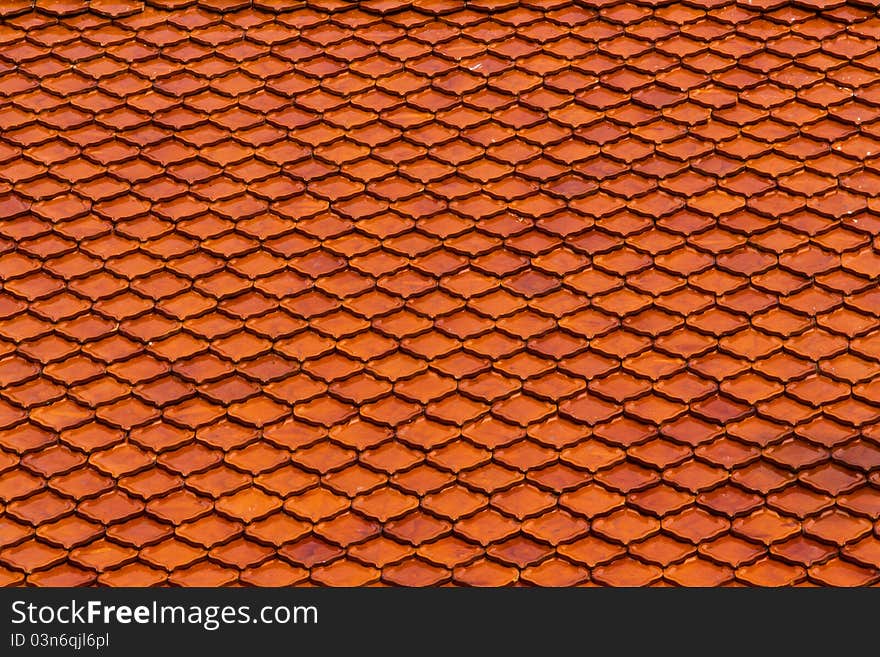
<box><xmin>0</xmin><ymin>0</ymin><xmax>879</xmax><ymax>587</ymax></box>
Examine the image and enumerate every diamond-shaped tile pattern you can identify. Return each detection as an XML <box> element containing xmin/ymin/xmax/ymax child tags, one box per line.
<box><xmin>0</xmin><ymin>1</ymin><xmax>879</xmax><ymax>588</ymax></box>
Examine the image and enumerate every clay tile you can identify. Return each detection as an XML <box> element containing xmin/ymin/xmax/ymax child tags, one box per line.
<box><xmin>310</xmin><ymin>558</ymin><xmax>380</xmax><ymax>586</ymax></box>
<box><xmin>378</xmin><ymin>508</ymin><xmax>450</xmax><ymax>547</ymax></box>
<box><xmin>4</xmin><ymin>0</ymin><xmax>880</xmax><ymax>588</ymax></box>
<box><xmin>241</xmin><ymin>560</ymin><xmax>308</xmax><ymax>587</ymax></box>
<box><xmin>215</xmin><ymin>488</ymin><xmax>281</xmax><ymax>523</ymax></box>
<box><xmin>665</xmin><ymin>556</ymin><xmax>735</xmax><ymax>586</ymax></box>
<box><xmin>809</xmin><ymin>558</ymin><xmax>878</xmax><ymax>587</ymax></box>
<box><xmin>662</xmin><ymin>507</ymin><xmax>730</xmax><ymax>544</ymax></box>
<box><xmin>737</xmin><ymin>558</ymin><xmax>805</xmax><ymax>586</ymax></box>
<box><xmin>0</xmin><ymin>539</ymin><xmax>67</xmax><ymax>574</ymax></box>
<box><xmin>803</xmin><ymin>509</ymin><xmax>872</xmax><ymax>546</ymax></box>
<box><xmin>452</xmin><ymin>558</ymin><xmax>518</xmax><ymax>587</ymax></box>
<box><xmin>766</xmin><ymin>532</ymin><xmax>832</xmax><ymax>568</ymax></box>
<box><xmin>519</xmin><ymin>557</ymin><xmax>587</xmax><ymax>586</ymax></box>
<box><xmin>696</xmin><ymin>533</ymin><xmax>765</xmax><ymax>568</ymax></box>
<box><xmin>592</xmin><ymin>557</ymin><xmax>663</xmax><ymax>587</ymax></box>
<box><xmin>800</xmin><ymin>463</ymin><xmax>865</xmax><ymax>496</ymax></box>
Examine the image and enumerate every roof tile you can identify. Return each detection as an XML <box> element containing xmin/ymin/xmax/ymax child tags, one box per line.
<box><xmin>0</xmin><ymin>0</ymin><xmax>876</xmax><ymax>588</ymax></box>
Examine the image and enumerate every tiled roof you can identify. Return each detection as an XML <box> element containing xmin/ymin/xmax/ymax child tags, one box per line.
<box><xmin>1</xmin><ymin>0</ymin><xmax>880</xmax><ymax>587</ymax></box>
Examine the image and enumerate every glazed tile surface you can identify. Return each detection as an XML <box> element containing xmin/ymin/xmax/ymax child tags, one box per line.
<box><xmin>1</xmin><ymin>0</ymin><xmax>880</xmax><ymax>587</ymax></box>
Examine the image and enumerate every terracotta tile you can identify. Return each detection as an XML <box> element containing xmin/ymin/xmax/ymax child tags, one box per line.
<box><xmin>0</xmin><ymin>538</ymin><xmax>67</xmax><ymax>573</ymax></box>
<box><xmin>592</xmin><ymin>557</ymin><xmax>663</xmax><ymax>586</ymax></box>
<box><xmin>422</xmin><ymin>485</ymin><xmax>488</xmax><ymax>521</ymax></box>
<box><xmin>809</xmin><ymin>558</ymin><xmax>878</xmax><ymax>587</ymax></box>
<box><xmin>240</xmin><ymin>559</ymin><xmax>308</xmax><ymax>587</ymax></box>
<box><xmin>486</xmin><ymin>535</ymin><xmax>553</xmax><ymax>569</ymax></box>
<box><xmin>8</xmin><ymin>490</ymin><xmax>75</xmax><ymax>525</ymax></box>
<box><xmin>732</xmin><ymin>509</ymin><xmax>801</xmax><ymax>546</ymax></box>
<box><xmin>732</xmin><ymin>461</ymin><xmax>796</xmax><ymax>495</ymax></box>
<box><xmin>453</xmin><ymin>558</ymin><xmax>519</xmax><ymax>586</ymax></box>
<box><xmin>769</xmin><ymin>534</ymin><xmax>835</xmax><ymax>568</ymax></box>
<box><xmin>28</xmin><ymin>564</ymin><xmax>96</xmax><ymax>587</ymax></box>
<box><xmin>737</xmin><ymin>558</ymin><xmax>806</xmax><ymax>586</ymax></box>
<box><xmin>698</xmin><ymin>534</ymin><xmax>765</xmax><ymax>568</ymax></box>
<box><xmin>411</xmin><ymin>535</ymin><xmax>479</xmax><ymax>569</ymax></box>
<box><xmin>592</xmin><ymin>508</ymin><xmax>661</xmax><ymax>544</ymax></box>
<box><xmin>665</xmin><ymin>557</ymin><xmax>734</xmax><ymax>586</ymax></box>
<box><xmin>246</xmin><ymin>511</ymin><xmax>310</xmax><ymax>547</ymax></box>
<box><xmin>377</xmin><ymin>557</ymin><xmax>447</xmax><ymax>586</ymax></box>
<box><xmin>138</xmin><ymin>535</ymin><xmax>206</xmax><ymax>572</ymax></box>
<box><xmin>663</xmin><ymin>507</ymin><xmax>730</xmax><ymax>544</ymax></box>
<box><xmin>216</xmin><ymin>488</ymin><xmax>281</xmax><ymax>523</ymax></box>
<box><xmin>803</xmin><ymin>509</ymin><xmax>873</xmax><ymax>546</ymax></box>
<box><xmin>2</xmin><ymin>1</ymin><xmax>880</xmax><ymax>588</ymax></box>
<box><xmin>96</xmin><ymin>559</ymin><xmax>161</xmax><ymax>586</ymax></box>
<box><xmin>169</xmin><ymin>561</ymin><xmax>238</xmax><ymax>587</ymax></box>
<box><xmin>210</xmin><ymin>538</ymin><xmax>273</xmax><ymax>570</ymax></box>
<box><xmin>69</xmin><ymin>538</ymin><xmax>137</xmax><ymax>572</ymax></box>
<box><xmin>519</xmin><ymin>557</ymin><xmax>587</xmax><ymax>586</ymax></box>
